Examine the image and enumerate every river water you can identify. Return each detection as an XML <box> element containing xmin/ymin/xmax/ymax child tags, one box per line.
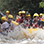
<box><xmin>0</xmin><ymin>24</ymin><xmax>44</xmax><ymax>44</ymax></box>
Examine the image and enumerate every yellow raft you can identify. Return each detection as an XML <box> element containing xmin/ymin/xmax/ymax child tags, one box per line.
<box><xmin>24</xmin><ymin>28</ymin><xmax>37</xmax><ymax>37</ymax></box>
<box><xmin>27</xmin><ymin>28</ymin><xmax>37</xmax><ymax>33</ymax></box>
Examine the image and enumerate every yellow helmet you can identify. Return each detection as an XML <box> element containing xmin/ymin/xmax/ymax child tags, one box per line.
<box><xmin>1</xmin><ymin>16</ymin><xmax>7</xmax><ymax>21</ymax></box>
<box><xmin>22</xmin><ymin>11</ymin><xmax>25</xmax><ymax>13</ymax></box>
<box><xmin>27</xmin><ymin>14</ymin><xmax>31</xmax><ymax>16</ymax></box>
<box><xmin>33</xmin><ymin>13</ymin><xmax>39</xmax><ymax>17</ymax></box>
<box><xmin>8</xmin><ymin>15</ymin><xmax>13</xmax><ymax>19</ymax></box>
<box><xmin>40</xmin><ymin>13</ymin><xmax>43</xmax><ymax>16</ymax></box>
<box><xmin>6</xmin><ymin>11</ymin><xmax>10</xmax><ymax>13</ymax></box>
<box><xmin>18</xmin><ymin>11</ymin><xmax>22</xmax><ymax>14</ymax></box>
<box><xmin>26</xmin><ymin>14</ymin><xmax>31</xmax><ymax>17</ymax></box>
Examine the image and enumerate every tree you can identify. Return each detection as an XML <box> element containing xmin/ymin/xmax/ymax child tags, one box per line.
<box><xmin>39</xmin><ymin>1</ymin><xmax>44</xmax><ymax>12</ymax></box>
<box><xmin>0</xmin><ymin>0</ymin><xmax>43</xmax><ymax>15</ymax></box>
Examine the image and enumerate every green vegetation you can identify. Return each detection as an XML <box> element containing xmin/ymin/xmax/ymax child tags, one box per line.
<box><xmin>39</xmin><ymin>1</ymin><xmax>44</xmax><ymax>12</ymax></box>
<box><xmin>0</xmin><ymin>0</ymin><xmax>43</xmax><ymax>15</ymax></box>
<box><xmin>40</xmin><ymin>2</ymin><xmax>44</xmax><ymax>8</ymax></box>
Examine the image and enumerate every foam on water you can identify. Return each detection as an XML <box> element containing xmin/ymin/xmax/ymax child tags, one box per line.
<box><xmin>0</xmin><ymin>24</ymin><xmax>44</xmax><ymax>44</ymax></box>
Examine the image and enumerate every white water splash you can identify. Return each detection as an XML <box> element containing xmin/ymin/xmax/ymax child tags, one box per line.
<box><xmin>0</xmin><ymin>24</ymin><xmax>44</xmax><ymax>44</ymax></box>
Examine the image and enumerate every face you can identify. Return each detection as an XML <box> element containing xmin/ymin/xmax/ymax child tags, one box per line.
<box><xmin>6</xmin><ymin>13</ymin><xmax>9</xmax><ymax>16</ymax></box>
<box><xmin>28</xmin><ymin>16</ymin><xmax>31</xmax><ymax>19</ymax></box>
<box><xmin>22</xmin><ymin>15</ymin><xmax>25</xmax><ymax>17</ymax></box>
<box><xmin>40</xmin><ymin>15</ymin><xmax>42</xmax><ymax>18</ymax></box>
<box><xmin>19</xmin><ymin>14</ymin><xmax>21</xmax><ymax>16</ymax></box>
<box><xmin>8</xmin><ymin>18</ymin><xmax>12</xmax><ymax>22</ymax></box>
<box><xmin>33</xmin><ymin>16</ymin><xmax>38</xmax><ymax>21</ymax></box>
<box><xmin>26</xmin><ymin>17</ymin><xmax>29</xmax><ymax>20</ymax></box>
<box><xmin>22</xmin><ymin>13</ymin><xmax>25</xmax><ymax>17</ymax></box>
<box><xmin>34</xmin><ymin>20</ymin><xmax>37</xmax><ymax>22</ymax></box>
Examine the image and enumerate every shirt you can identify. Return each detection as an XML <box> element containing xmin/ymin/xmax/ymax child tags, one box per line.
<box><xmin>1</xmin><ymin>22</ymin><xmax>9</xmax><ymax>30</ymax></box>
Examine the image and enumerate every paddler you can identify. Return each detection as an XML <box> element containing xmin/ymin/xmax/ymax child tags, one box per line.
<box><xmin>16</xmin><ymin>11</ymin><xmax>22</xmax><ymax>23</ymax></box>
<box><xmin>39</xmin><ymin>13</ymin><xmax>43</xmax><ymax>21</ymax></box>
<box><xmin>1</xmin><ymin>16</ymin><xmax>9</xmax><ymax>32</ymax></box>
<box><xmin>8</xmin><ymin>14</ymin><xmax>15</xmax><ymax>30</ymax></box>
<box><xmin>39</xmin><ymin>13</ymin><xmax>43</xmax><ymax>28</ymax></box>
<box><xmin>19</xmin><ymin>10</ymin><xmax>26</xmax><ymax>24</ymax></box>
<box><xmin>5</xmin><ymin>10</ymin><xmax>10</xmax><ymax>19</ymax></box>
<box><xmin>41</xmin><ymin>14</ymin><xmax>44</xmax><ymax>28</ymax></box>
<box><xmin>23</xmin><ymin>13</ymin><xmax>32</xmax><ymax>28</ymax></box>
<box><xmin>32</xmin><ymin>13</ymin><xmax>39</xmax><ymax>28</ymax></box>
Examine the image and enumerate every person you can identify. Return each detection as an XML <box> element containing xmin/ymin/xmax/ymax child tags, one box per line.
<box><xmin>18</xmin><ymin>11</ymin><xmax>22</xmax><ymax>19</ymax></box>
<box><xmin>32</xmin><ymin>13</ymin><xmax>39</xmax><ymax>28</ymax></box>
<box><xmin>16</xmin><ymin>11</ymin><xmax>22</xmax><ymax>23</ymax></box>
<box><xmin>39</xmin><ymin>13</ymin><xmax>43</xmax><ymax>21</ymax></box>
<box><xmin>1</xmin><ymin>16</ymin><xmax>9</xmax><ymax>32</ymax></box>
<box><xmin>41</xmin><ymin>14</ymin><xmax>44</xmax><ymax>28</ymax></box>
<box><xmin>27</xmin><ymin>13</ymin><xmax>32</xmax><ymax>26</ymax></box>
<box><xmin>19</xmin><ymin>11</ymin><xmax>26</xmax><ymax>24</ymax></box>
<box><xmin>23</xmin><ymin>14</ymin><xmax>32</xmax><ymax>28</ymax></box>
<box><xmin>5</xmin><ymin>10</ymin><xmax>10</xmax><ymax>19</ymax></box>
<box><xmin>39</xmin><ymin>13</ymin><xmax>43</xmax><ymax>28</ymax></box>
<box><xmin>8</xmin><ymin>14</ymin><xmax>15</xmax><ymax>30</ymax></box>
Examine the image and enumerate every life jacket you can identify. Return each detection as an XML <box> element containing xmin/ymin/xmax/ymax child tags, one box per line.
<box><xmin>20</xmin><ymin>18</ymin><xmax>24</xmax><ymax>23</ymax></box>
<box><xmin>23</xmin><ymin>20</ymin><xmax>30</xmax><ymax>26</ymax></box>
<box><xmin>32</xmin><ymin>21</ymin><xmax>39</xmax><ymax>28</ymax></box>
<box><xmin>1</xmin><ymin>22</ymin><xmax>9</xmax><ymax>31</ymax></box>
<box><xmin>16</xmin><ymin>18</ymin><xmax>20</xmax><ymax>22</ymax></box>
<box><xmin>16</xmin><ymin>16</ymin><xmax>21</xmax><ymax>23</ymax></box>
<box><xmin>8</xmin><ymin>22</ymin><xmax>15</xmax><ymax>30</ymax></box>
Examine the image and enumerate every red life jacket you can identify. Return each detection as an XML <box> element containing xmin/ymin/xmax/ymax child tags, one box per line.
<box><xmin>20</xmin><ymin>18</ymin><xmax>24</xmax><ymax>23</ymax></box>
<box><xmin>16</xmin><ymin>19</ymin><xmax>20</xmax><ymax>22</ymax></box>
<box><xmin>32</xmin><ymin>22</ymin><xmax>38</xmax><ymax>28</ymax></box>
<box><xmin>26</xmin><ymin>24</ymin><xmax>29</xmax><ymax>27</ymax></box>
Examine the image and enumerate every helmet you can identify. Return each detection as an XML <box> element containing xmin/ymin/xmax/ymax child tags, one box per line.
<box><xmin>40</xmin><ymin>13</ymin><xmax>43</xmax><ymax>16</ymax></box>
<box><xmin>33</xmin><ymin>13</ymin><xmax>39</xmax><ymax>17</ymax></box>
<box><xmin>26</xmin><ymin>14</ymin><xmax>31</xmax><ymax>17</ymax></box>
<box><xmin>18</xmin><ymin>11</ymin><xmax>22</xmax><ymax>14</ymax></box>
<box><xmin>1</xmin><ymin>16</ymin><xmax>7</xmax><ymax>21</ymax></box>
<box><xmin>8</xmin><ymin>15</ymin><xmax>13</xmax><ymax>19</ymax></box>
<box><xmin>6</xmin><ymin>11</ymin><xmax>10</xmax><ymax>13</ymax></box>
<box><xmin>27</xmin><ymin>14</ymin><xmax>31</xmax><ymax>16</ymax></box>
<box><xmin>22</xmin><ymin>11</ymin><xmax>25</xmax><ymax>13</ymax></box>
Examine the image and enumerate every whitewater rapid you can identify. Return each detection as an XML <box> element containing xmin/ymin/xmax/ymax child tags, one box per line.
<box><xmin>0</xmin><ymin>24</ymin><xmax>44</xmax><ymax>44</ymax></box>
